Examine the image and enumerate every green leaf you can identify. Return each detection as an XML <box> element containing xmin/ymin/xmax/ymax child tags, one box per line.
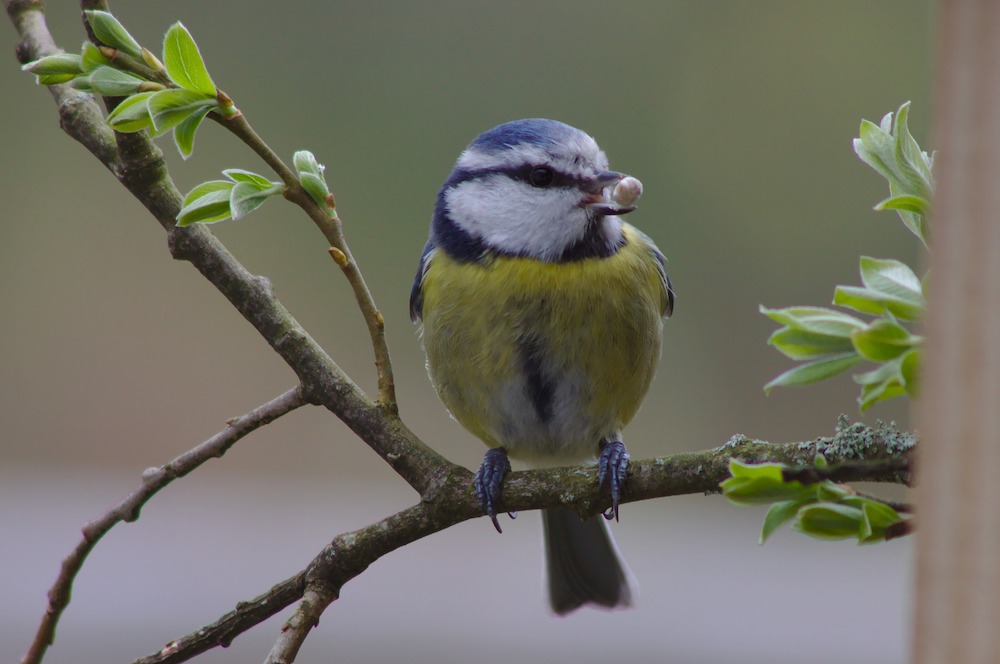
<box><xmin>854</xmin><ymin>358</ymin><xmax>907</xmax><ymax>411</ymax></box>
<box><xmin>834</xmin><ymin>257</ymin><xmax>926</xmax><ymax>321</ymax></box>
<box><xmin>721</xmin><ymin>459</ymin><xmax>809</xmax><ymax>505</ymax></box>
<box><xmin>855</xmin><ymin>103</ymin><xmax>932</xmax><ymax>247</ymax></box>
<box><xmin>901</xmin><ymin>210</ymin><xmax>930</xmax><ymax>250</ymax></box>
<box><xmin>230</xmin><ymin>181</ymin><xmax>283</xmax><ymax>220</ymax></box>
<box><xmin>70</xmin><ymin>77</ymin><xmax>94</xmax><ymax>92</ymax></box>
<box><xmin>859</xmin><ymin>499</ymin><xmax>901</xmax><ymax>530</ymax></box>
<box><xmin>299</xmin><ymin>172</ymin><xmax>332</xmax><ymax>208</ymax></box>
<box><xmin>88</xmin><ymin>66</ymin><xmax>146</xmax><ymax>96</ymax></box>
<box><xmin>22</xmin><ymin>53</ymin><xmax>83</xmax><ymax>77</ymax></box>
<box><xmin>147</xmin><ymin>88</ymin><xmax>217</xmax><ymax>135</ymax></box>
<box><xmin>36</xmin><ymin>73</ymin><xmax>78</xmax><ymax>85</ymax></box>
<box><xmin>760</xmin><ymin>496</ymin><xmax>812</xmax><ymax>543</ymax></box>
<box><xmin>293</xmin><ymin>150</ymin><xmax>333</xmax><ymax>210</ymax></box>
<box><xmin>794</xmin><ymin>502</ymin><xmax>864</xmax><ymax>540</ymax></box>
<box><xmin>892</xmin><ymin>103</ymin><xmax>932</xmax><ymax>200</ymax></box>
<box><xmin>293</xmin><ymin>150</ymin><xmax>323</xmax><ymax>176</ymax></box>
<box><xmin>162</xmin><ymin>22</ymin><xmax>216</xmax><ymax>96</ymax></box>
<box><xmin>859</xmin><ymin>257</ymin><xmax>924</xmax><ymax>320</ymax></box>
<box><xmin>832</xmin><ymin>285</ymin><xmax>889</xmax><ymax>316</ymax></box>
<box><xmin>182</xmin><ymin>180</ymin><xmax>233</xmax><ymax>203</ymax></box>
<box><xmin>859</xmin><ymin>380</ymin><xmax>906</xmax><ymax>411</ymax></box>
<box><xmin>85</xmin><ymin>10</ymin><xmax>143</xmax><ymax>60</ymax></box>
<box><xmin>173</xmin><ymin>105</ymin><xmax>213</xmax><ymax>159</ymax></box>
<box><xmin>764</xmin><ymin>353</ymin><xmax>861</xmax><ymax>393</ymax></box>
<box><xmin>814</xmin><ymin>480</ymin><xmax>851</xmax><ymax>502</ymax></box>
<box><xmin>849</xmin><ymin>498</ymin><xmax>903</xmax><ymax>542</ymax></box>
<box><xmin>855</xmin><ymin>117</ymin><xmax>888</xmax><ymax>154</ymax></box>
<box><xmin>851</xmin><ymin>319</ymin><xmax>916</xmax><ymax>362</ymax></box>
<box><xmin>80</xmin><ymin>42</ymin><xmax>111</xmax><ymax>73</ymax></box>
<box><xmin>766</xmin><ymin>328</ymin><xmax>855</xmax><ymax>360</ymax></box>
<box><xmin>857</xmin><ymin>507</ymin><xmax>875</xmax><ymax>542</ymax></box>
<box><xmin>875</xmin><ymin>194</ymin><xmax>930</xmax><ymax>217</ymax></box>
<box><xmin>759</xmin><ymin>306</ymin><xmax>866</xmax><ymax>338</ymax></box>
<box><xmin>106</xmin><ymin>91</ymin><xmax>156</xmax><ymax>132</ymax></box>
<box><xmin>176</xmin><ymin>181</ymin><xmax>234</xmax><ymax>226</ymax></box>
<box><xmin>854</xmin><ymin>120</ymin><xmax>895</xmax><ymax>184</ymax></box>
<box><xmin>223</xmin><ymin>169</ymin><xmax>275</xmax><ymax>188</ymax></box>
<box><xmin>853</xmin><ymin>356</ymin><xmax>902</xmax><ymax>386</ymax></box>
<box><xmin>900</xmin><ymin>348</ymin><xmax>921</xmax><ymax>396</ymax></box>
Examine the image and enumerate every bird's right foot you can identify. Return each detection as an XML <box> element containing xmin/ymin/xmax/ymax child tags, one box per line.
<box><xmin>474</xmin><ymin>447</ymin><xmax>512</xmax><ymax>533</ymax></box>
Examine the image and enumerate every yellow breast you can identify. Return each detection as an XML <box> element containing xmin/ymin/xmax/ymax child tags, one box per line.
<box><xmin>419</xmin><ymin>224</ymin><xmax>665</xmax><ymax>463</ymax></box>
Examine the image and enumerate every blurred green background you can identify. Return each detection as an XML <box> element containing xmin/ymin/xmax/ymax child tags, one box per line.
<box><xmin>2</xmin><ymin>2</ymin><xmax>930</xmax><ymax>663</ymax></box>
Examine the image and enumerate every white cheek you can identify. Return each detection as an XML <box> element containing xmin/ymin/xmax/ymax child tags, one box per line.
<box><xmin>446</xmin><ymin>179</ymin><xmax>589</xmax><ymax>260</ymax></box>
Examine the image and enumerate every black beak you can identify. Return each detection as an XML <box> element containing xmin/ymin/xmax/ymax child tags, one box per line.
<box><xmin>587</xmin><ymin>202</ymin><xmax>637</xmax><ymax>216</ymax></box>
<box><xmin>584</xmin><ymin>170</ymin><xmax>636</xmax><ymax>216</ymax></box>
<box><xmin>586</xmin><ymin>170</ymin><xmax>626</xmax><ymax>193</ymax></box>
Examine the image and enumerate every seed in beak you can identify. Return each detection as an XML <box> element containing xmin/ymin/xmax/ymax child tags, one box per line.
<box><xmin>612</xmin><ymin>176</ymin><xmax>643</xmax><ymax>207</ymax></box>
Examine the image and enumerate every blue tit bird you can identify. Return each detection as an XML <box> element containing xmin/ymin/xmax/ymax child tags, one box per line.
<box><xmin>410</xmin><ymin>118</ymin><xmax>673</xmax><ymax>615</ymax></box>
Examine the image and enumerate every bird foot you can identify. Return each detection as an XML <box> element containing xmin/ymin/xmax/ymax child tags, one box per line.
<box><xmin>597</xmin><ymin>440</ymin><xmax>630</xmax><ymax>521</ymax></box>
<box><xmin>474</xmin><ymin>447</ymin><xmax>513</xmax><ymax>533</ymax></box>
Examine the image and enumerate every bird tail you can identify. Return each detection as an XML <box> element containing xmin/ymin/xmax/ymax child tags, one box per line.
<box><xmin>542</xmin><ymin>508</ymin><xmax>636</xmax><ymax>615</ymax></box>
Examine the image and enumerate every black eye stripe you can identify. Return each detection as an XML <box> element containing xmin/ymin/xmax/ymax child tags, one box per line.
<box><xmin>508</xmin><ymin>164</ymin><xmax>578</xmax><ymax>188</ymax></box>
<box><xmin>444</xmin><ymin>165</ymin><xmax>584</xmax><ymax>190</ymax></box>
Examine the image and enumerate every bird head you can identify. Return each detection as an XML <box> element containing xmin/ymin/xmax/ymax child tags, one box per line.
<box><xmin>432</xmin><ymin>119</ymin><xmax>635</xmax><ymax>262</ymax></box>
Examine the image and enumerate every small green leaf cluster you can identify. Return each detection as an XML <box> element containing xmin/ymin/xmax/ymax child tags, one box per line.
<box><xmin>722</xmin><ymin>459</ymin><xmax>903</xmax><ymax>543</ymax></box>
<box><xmin>175</xmin><ymin>151</ymin><xmax>338</xmax><ymax>226</ymax></box>
<box><xmin>177</xmin><ymin>169</ymin><xmax>284</xmax><ymax>226</ymax></box>
<box><xmin>761</xmin><ymin>103</ymin><xmax>931</xmax><ymax>411</ymax></box>
<box><xmin>854</xmin><ymin>103</ymin><xmax>932</xmax><ymax>249</ymax></box>
<box><xmin>294</xmin><ymin>151</ymin><xmax>337</xmax><ymax>215</ymax></box>
<box><xmin>23</xmin><ymin>10</ymin><xmax>338</xmax><ymax>228</ymax></box>
<box><xmin>22</xmin><ymin>10</ymin><xmax>235</xmax><ymax>159</ymax></box>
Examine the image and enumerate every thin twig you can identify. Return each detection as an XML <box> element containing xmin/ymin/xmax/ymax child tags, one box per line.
<box><xmin>21</xmin><ymin>387</ymin><xmax>308</xmax><ymax>664</ymax></box>
<box><xmin>137</xmin><ymin>573</ymin><xmax>308</xmax><ymax>664</ymax></box>
<box><xmin>216</xmin><ymin>111</ymin><xmax>398</xmax><ymax>412</ymax></box>
<box><xmin>782</xmin><ymin>456</ymin><xmax>912</xmax><ymax>486</ymax></box>
<box><xmin>263</xmin><ymin>587</ymin><xmax>336</xmax><ymax>664</ymax></box>
<box><xmin>854</xmin><ymin>490</ymin><xmax>914</xmax><ymax>514</ymax></box>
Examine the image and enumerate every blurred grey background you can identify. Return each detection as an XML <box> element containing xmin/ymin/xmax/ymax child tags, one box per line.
<box><xmin>2</xmin><ymin>2</ymin><xmax>929</xmax><ymax>663</ymax></box>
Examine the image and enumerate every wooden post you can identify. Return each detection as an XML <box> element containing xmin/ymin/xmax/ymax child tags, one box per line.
<box><xmin>914</xmin><ymin>1</ymin><xmax>1000</xmax><ymax>662</ymax></box>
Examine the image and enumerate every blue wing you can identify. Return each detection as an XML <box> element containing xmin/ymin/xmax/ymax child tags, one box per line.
<box><xmin>651</xmin><ymin>244</ymin><xmax>675</xmax><ymax>318</ymax></box>
<box><xmin>632</xmin><ymin>229</ymin><xmax>674</xmax><ymax>318</ymax></box>
<box><xmin>409</xmin><ymin>240</ymin><xmax>436</xmax><ymax>322</ymax></box>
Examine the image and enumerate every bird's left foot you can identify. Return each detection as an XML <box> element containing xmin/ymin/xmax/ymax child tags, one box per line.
<box><xmin>474</xmin><ymin>447</ymin><xmax>513</xmax><ymax>533</ymax></box>
<box><xmin>598</xmin><ymin>440</ymin><xmax>630</xmax><ymax>521</ymax></box>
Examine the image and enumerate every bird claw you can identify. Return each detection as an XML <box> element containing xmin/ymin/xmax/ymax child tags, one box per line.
<box><xmin>597</xmin><ymin>440</ymin><xmax>630</xmax><ymax>521</ymax></box>
<box><xmin>474</xmin><ymin>447</ymin><xmax>512</xmax><ymax>533</ymax></box>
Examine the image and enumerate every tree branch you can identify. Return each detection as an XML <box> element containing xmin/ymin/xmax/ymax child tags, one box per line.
<box><xmin>132</xmin><ymin>419</ymin><xmax>914</xmax><ymax>664</ymax></box>
<box><xmin>21</xmin><ymin>387</ymin><xmax>308</xmax><ymax>664</ymax></box>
